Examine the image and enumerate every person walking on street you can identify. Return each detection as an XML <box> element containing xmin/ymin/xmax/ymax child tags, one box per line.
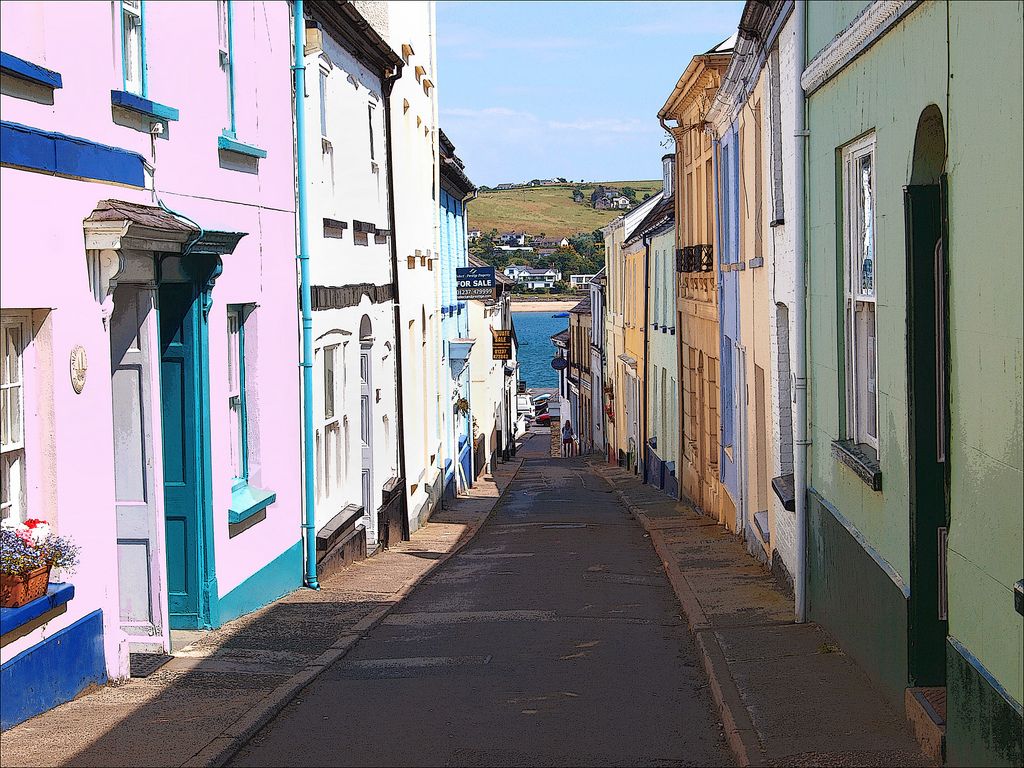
<box><xmin>562</xmin><ymin>419</ymin><xmax>576</xmax><ymax>457</ymax></box>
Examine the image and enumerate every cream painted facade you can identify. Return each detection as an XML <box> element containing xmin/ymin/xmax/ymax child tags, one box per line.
<box><xmin>384</xmin><ymin>1</ymin><xmax>443</xmax><ymax>532</ymax></box>
<box><xmin>468</xmin><ymin>290</ymin><xmax>517</xmax><ymax>474</ymax></box>
<box><xmin>602</xmin><ymin>194</ymin><xmax>663</xmax><ymax>468</ymax></box>
<box><xmin>706</xmin><ymin>7</ymin><xmax>799</xmax><ymax>579</ymax></box>
<box><xmin>660</xmin><ymin>45</ymin><xmax>732</xmax><ymax>524</ymax></box>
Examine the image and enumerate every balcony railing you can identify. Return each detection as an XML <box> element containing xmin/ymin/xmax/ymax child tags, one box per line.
<box><xmin>676</xmin><ymin>244</ymin><xmax>713</xmax><ymax>273</ymax></box>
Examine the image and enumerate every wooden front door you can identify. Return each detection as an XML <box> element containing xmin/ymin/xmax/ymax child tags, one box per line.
<box><xmin>110</xmin><ymin>285</ymin><xmax>163</xmax><ymax>647</ymax></box>
<box><xmin>905</xmin><ymin>181</ymin><xmax>950</xmax><ymax>686</ymax></box>
<box><xmin>159</xmin><ymin>280</ymin><xmax>209</xmax><ymax>629</ymax></box>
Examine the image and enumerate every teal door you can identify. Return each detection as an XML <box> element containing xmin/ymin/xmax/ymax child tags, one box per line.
<box><xmin>159</xmin><ymin>281</ymin><xmax>206</xmax><ymax>629</ymax></box>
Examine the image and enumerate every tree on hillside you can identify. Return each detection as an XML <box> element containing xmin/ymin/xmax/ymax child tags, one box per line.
<box><xmin>622</xmin><ymin>186</ymin><xmax>638</xmax><ymax>204</ymax></box>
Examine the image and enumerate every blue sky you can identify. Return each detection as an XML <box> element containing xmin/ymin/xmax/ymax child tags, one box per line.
<box><xmin>436</xmin><ymin>1</ymin><xmax>743</xmax><ymax>186</ymax></box>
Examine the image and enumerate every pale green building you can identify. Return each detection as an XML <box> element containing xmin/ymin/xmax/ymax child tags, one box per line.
<box><xmin>803</xmin><ymin>1</ymin><xmax>1022</xmax><ymax>765</ymax></box>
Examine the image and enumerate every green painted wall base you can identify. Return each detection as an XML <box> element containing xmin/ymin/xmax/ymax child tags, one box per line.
<box><xmin>946</xmin><ymin>638</ymin><xmax>1024</xmax><ymax>768</ymax></box>
<box><xmin>807</xmin><ymin>490</ymin><xmax>909</xmax><ymax>708</ymax></box>
<box><xmin>218</xmin><ymin>541</ymin><xmax>303</xmax><ymax>624</ymax></box>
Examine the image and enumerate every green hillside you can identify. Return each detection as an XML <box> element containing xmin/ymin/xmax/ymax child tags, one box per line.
<box><xmin>467</xmin><ymin>180</ymin><xmax>663</xmax><ymax>239</ymax></box>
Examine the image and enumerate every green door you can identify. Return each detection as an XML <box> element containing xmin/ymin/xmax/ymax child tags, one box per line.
<box><xmin>159</xmin><ymin>281</ymin><xmax>206</xmax><ymax>629</ymax></box>
<box><xmin>904</xmin><ymin>182</ymin><xmax>950</xmax><ymax>686</ymax></box>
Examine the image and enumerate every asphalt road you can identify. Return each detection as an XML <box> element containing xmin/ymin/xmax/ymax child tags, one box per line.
<box><xmin>232</xmin><ymin>448</ymin><xmax>732</xmax><ymax>767</ymax></box>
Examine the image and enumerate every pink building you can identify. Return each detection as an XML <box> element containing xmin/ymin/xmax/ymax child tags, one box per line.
<box><xmin>0</xmin><ymin>1</ymin><xmax>301</xmax><ymax>728</ymax></box>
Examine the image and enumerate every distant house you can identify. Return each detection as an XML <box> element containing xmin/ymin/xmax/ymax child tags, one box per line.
<box><xmin>590</xmin><ymin>185</ymin><xmax>624</xmax><ymax>209</ymax></box>
<box><xmin>573</xmin><ymin>190</ymin><xmax>585</xmax><ymax>204</ymax></box>
<box><xmin>502</xmin><ymin>265</ymin><xmax>562</xmax><ymax>290</ymax></box>
<box><xmin>569</xmin><ymin>273</ymin><xmax>598</xmax><ymax>288</ymax></box>
<box><xmin>497</xmin><ymin>231</ymin><xmax>530</xmax><ymax>246</ymax></box>
<box><xmin>531</xmin><ymin>237</ymin><xmax>570</xmax><ymax>249</ymax></box>
<box><xmin>468</xmin><ymin>229</ymin><xmax>482</xmax><ymax>241</ymax></box>
<box><xmin>495</xmin><ymin>183</ymin><xmax>516</xmax><ymax>190</ymax></box>
<box><xmin>612</xmin><ymin>195</ymin><xmax>632</xmax><ymax>209</ymax></box>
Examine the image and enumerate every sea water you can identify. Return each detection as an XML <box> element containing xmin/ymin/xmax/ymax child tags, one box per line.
<box><xmin>512</xmin><ymin>311</ymin><xmax>568</xmax><ymax>389</ymax></box>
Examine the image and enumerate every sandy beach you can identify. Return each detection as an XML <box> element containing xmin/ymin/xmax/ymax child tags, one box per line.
<box><xmin>510</xmin><ymin>299</ymin><xmax>580</xmax><ymax>312</ymax></box>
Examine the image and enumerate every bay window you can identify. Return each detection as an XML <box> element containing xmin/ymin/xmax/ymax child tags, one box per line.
<box><xmin>842</xmin><ymin>134</ymin><xmax>879</xmax><ymax>451</ymax></box>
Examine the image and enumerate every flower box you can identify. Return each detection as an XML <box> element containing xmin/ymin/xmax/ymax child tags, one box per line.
<box><xmin>0</xmin><ymin>565</ymin><xmax>51</xmax><ymax>609</ymax></box>
<box><xmin>1</xmin><ymin>519</ymin><xmax>78</xmax><ymax>609</ymax></box>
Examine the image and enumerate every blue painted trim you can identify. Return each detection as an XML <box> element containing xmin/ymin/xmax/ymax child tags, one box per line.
<box><xmin>0</xmin><ymin>51</ymin><xmax>62</xmax><ymax>89</ymax></box>
<box><xmin>228</xmin><ymin>483</ymin><xmax>277</xmax><ymax>525</ymax></box>
<box><xmin>808</xmin><ymin>486</ymin><xmax>910</xmax><ymax>597</ymax></box>
<box><xmin>1</xmin><ymin>610</ymin><xmax>106</xmax><ymax>731</ymax></box>
<box><xmin>110</xmin><ymin>89</ymin><xmax>179</xmax><ymax>122</ymax></box>
<box><xmin>294</xmin><ymin>0</ymin><xmax>319</xmax><ymax>591</ymax></box>
<box><xmin>0</xmin><ymin>583</ymin><xmax>74</xmax><ymax>636</ymax></box>
<box><xmin>0</xmin><ymin>120</ymin><xmax>145</xmax><ymax>187</ymax></box>
<box><xmin>218</xmin><ymin>134</ymin><xmax>267</xmax><ymax>159</ymax></box>
<box><xmin>218</xmin><ymin>541</ymin><xmax>303</xmax><ymax>624</ymax></box>
<box><xmin>948</xmin><ymin>636</ymin><xmax>1023</xmax><ymax>717</ymax></box>
<box><xmin>139</xmin><ymin>0</ymin><xmax>147</xmax><ymax>96</ymax></box>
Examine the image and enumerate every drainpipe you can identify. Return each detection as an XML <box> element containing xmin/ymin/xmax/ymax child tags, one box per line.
<box><xmin>793</xmin><ymin>0</ymin><xmax>809</xmax><ymax>623</ymax></box>
<box><xmin>382</xmin><ymin>64</ymin><xmax>410</xmax><ymax>541</ymax></box>
<box><xmin>293</xmin><ymin>0</ymin><xmax>318</xmax><ymax>589</ymax></box>
<box><xmin>641</xmin><ymin>233</ymin><xmax>652</xmax><ymax>480</ymax></box>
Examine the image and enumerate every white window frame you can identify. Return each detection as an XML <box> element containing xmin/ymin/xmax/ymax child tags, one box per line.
<box><xmin>319</xmin><ymin>344</ymin><xmax>342</xmax><ymax>500</ymax></box>
<box><xmin>226</xmin><ymin>308</ymin><xmax>244</xmax><ymax>483</ymax></box>
<box><xmin>842</xmin><ymin>133</ymin><xmax>879</xmax><ymax>451</ymax></box>
<box><xmin>319</xmin><ymin>68</ymin><xmax>329</xmax><ymax>141</ymax></box>
<box><xmin>121</xmin><ymin>0</ymin><xmax>144</xmax><ymax>96</ymax></box>
<box><xmin>217</xmin><ymin>0</ymin><xmax>235</xmax><ymax>136</ymax></box>
<box><xmin>1</xmin><ymin>314</ymin><xmax>30</xmax><ymax>523</ymax></box>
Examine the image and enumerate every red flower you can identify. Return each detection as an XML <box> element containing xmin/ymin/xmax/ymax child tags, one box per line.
<box><xmin>23</xmin><ymin>519</ymin><xmax>47</xmax><ymax>529</ymax></box>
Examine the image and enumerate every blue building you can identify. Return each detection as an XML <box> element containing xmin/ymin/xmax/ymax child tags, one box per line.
<box><xmin>438</xmin><ymin>131</ymin><xmax>476</xmax><ymax>500</ymax></box>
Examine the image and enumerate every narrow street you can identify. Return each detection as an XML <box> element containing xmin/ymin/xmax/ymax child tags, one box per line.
<box><xmin>232</xmin><ymin>437</ymin><xmax>732</xmax><ymax>767</ymax></box>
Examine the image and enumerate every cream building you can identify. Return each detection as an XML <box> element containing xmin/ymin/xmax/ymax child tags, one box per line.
<box><xmin>384</xmin><ymin>1</ymin><xmax>444</xmax><ymax>533</ymax></box>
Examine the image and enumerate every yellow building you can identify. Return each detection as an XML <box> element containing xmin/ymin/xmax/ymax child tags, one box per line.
<box><xmin>602</xmin><ymin>194</ymin><xmax>663</xmax><ymax>469</ymax></box>
<box><xmin>659</xmin><ymin>39</ymin><xmax>732</xmax><ymax>522</ymax></box>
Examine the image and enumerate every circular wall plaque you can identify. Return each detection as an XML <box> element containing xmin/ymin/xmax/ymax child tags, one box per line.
<box><xmin>70</xmin><ymin>345</ymin><xmax>88</xmax><ymax>394</ymax></box>
<box><xmin>551</xmin><ymin>357</ymin><xmax>568</xmax><ymax>371</ymax></box>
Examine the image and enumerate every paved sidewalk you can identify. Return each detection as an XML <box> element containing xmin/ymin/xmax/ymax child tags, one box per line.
<box><xmin>0</xmin><ymin>454</ymin><xmax>525</xmax><ymax>768</ymax></box>
<box><xmin>590</xmin><ymin>460</ymin><xmax>932</xmax><ymax>768</ymax></box>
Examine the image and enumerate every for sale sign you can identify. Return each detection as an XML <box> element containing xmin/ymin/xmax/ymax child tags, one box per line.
<box><xmin>456</xmin><ymin>266</ymin><xmax>496</xmax><ymax>301</ymax></box>
<box><xmin>492</xmin><ymin>329</ymin><xmax>512</xmax><ymax>360</ymax></box>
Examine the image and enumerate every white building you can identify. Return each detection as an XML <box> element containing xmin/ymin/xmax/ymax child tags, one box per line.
<box><xmin>301</xmin><ymin>2</ymin><xmax>405</xmax><ymax>561</ymax></box>
<box><xmin>385</xmin><ymin>0</ymin><xmax>445</xmax><ymax>533</ymax></box>
<box><xmin>569</xmin><ymin>273</ymin><xmax>598</xmax><ymax>289</ymax></box>
<box><xmin>502</xmin><ymin>265</ymin><xmax>562</xmax><ymax>289</ymax></box>
<box><xmin>467</xmin><ymin>259</ymin><xmax>519</xmax><ymax>472</ymax></box>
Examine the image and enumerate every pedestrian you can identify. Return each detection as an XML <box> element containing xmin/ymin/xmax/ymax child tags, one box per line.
<box><xmin>561</xmin><ymin>419</ymin><xmax>575</xmax><ymax>457</ymax></box>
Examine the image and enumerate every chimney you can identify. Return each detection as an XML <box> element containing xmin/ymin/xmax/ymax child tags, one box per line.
<box><xmin>662</xmin><ymin>153</ymin><xmax>676</xmax><ymax>198</ymax></box>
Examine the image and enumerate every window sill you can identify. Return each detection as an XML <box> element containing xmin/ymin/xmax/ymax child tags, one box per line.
<box><xmin>1</xmin><ymin>51</ymin><xmax>62</xmax><ymax>89</ymax></box>
<box><xmin>218</xmin><ymin>133</ymin><xmax>267</xmax><ymax>159</ymax></box>
<box><xmin>228</xmin><ymin>483</ymin><xmax>277</xmax><ymax>525</ymax></box>
<box><xmin>771</xmin><ymin>472</ymin><xmax>796</xmax><ymax>511</ymax></box>
<box><xmin>110</xmin><ymin>90</ymin><xmax>179</xmax><ymax>122</ymax></box>
<box><xmin>0</xmin><ymin>582</ymin><xmax>75</xmax><ymax>644</ymax></box>
<box><xmin>831</xmin><ymin>439</ymin><xmax>882</xmax><ymax>492</ymax></box>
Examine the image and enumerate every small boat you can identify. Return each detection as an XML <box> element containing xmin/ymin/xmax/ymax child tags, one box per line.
<box><xmin>551</xmin><ymin>312</ymin><xmax>569</xmax><ymax>318</ymax></box>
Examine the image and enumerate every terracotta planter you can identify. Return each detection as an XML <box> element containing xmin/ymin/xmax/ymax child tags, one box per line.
<box><xmin>1</xmin><ymin>564</ymin><xmax>51</xmax><ymax>608</ymax></box>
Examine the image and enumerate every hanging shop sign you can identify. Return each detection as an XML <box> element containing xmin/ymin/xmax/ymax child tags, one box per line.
<box><xmin>551</xmin><ymin>357</ymin><xmax>568</xmax><ymax>371</ymax></box>
<box><xmin>492</xmin><ymin>329</ymin><xmax>512</xmax><ymax>360</ymax></box>
<box><xmin>456</xmin><ymin>266</ymin><xmax>496</xmax><ymax>301</ymax></box>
